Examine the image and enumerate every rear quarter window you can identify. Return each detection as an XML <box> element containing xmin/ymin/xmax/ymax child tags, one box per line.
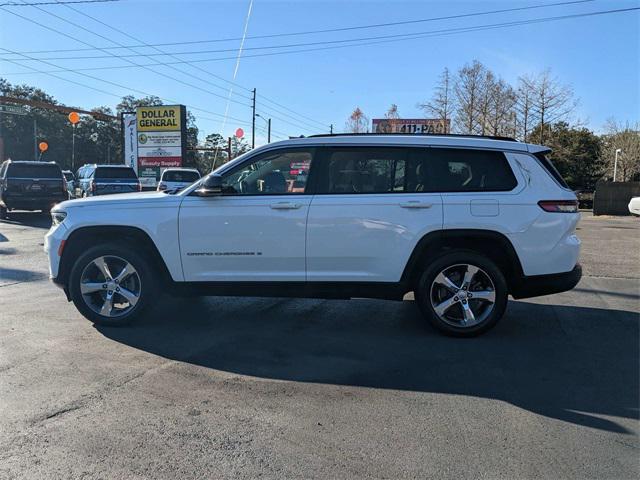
<box><xmin>7</xmin><ymin>163</ymin><xmax>62</xmax><ymax>179</ymax></box>
<box><xmin>95</xmin><ymin>167</ymin><xmax>137</xmax><ymax>179</ymax></box>
<box><xmin>415</xmin><ymin>148</ymin><xmax>518</xmax><ymax>192</ymax></box>
<box><xmin>534</xmin><ymin>152</ymin><xmax>570</xmax><ymax>189</ymax></box>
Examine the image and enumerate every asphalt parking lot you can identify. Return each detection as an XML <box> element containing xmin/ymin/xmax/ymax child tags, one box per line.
<box><xmin>0</xmin><ymin>212</ymin><xmax>638</xmax><ymax>479</ymax></box>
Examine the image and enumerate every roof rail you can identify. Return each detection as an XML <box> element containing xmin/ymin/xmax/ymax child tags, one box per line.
<box><xmin>307</xmin><ymin>132</ymin><xmax>518</xmax><ymax>142</ymax></box>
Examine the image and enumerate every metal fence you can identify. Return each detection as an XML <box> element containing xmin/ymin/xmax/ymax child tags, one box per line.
<box><xmin>593</xmin><ymin>181</ymin><xmax>640</xmax><ymax>215</ymax></box>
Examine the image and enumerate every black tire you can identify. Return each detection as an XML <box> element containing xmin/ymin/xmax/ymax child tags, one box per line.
<box><xmin>68</xmin><ymin>242</ymin><xmax>159</xmax><ymax>327</ymax></box>
<box><xmin>0</xmin><ymin>205</ymin><xmax>7</xmax><ymax>220</ymax></box>
<box><xmin>414</xmin><ymin>250</ymin><xmax>508</xmax><ymax>337</ymax></box>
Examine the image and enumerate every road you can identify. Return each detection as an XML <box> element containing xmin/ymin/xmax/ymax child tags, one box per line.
<box><xmin>1</xmin><ymin>212</ymin><xmax>638</xmax><ymax>479</ymax></box>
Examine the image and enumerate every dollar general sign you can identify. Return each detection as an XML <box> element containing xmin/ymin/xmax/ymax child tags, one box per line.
<box><xmin>137</xmin><ymin>105</ymin><xmax>182</xmax><ymax>131</ymax></box>
<box><xmin>133</xmin><ymin>104</ymin><xmax>187</xmax><ymax>187</ymax></box>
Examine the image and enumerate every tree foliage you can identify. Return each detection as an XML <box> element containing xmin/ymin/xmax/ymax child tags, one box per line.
<box><xmin>529</xmin><ymin>121</ymin><xmax>603</xmax><ymax>189</ymax></box>
<box><xmin>0</xmin><ymin>78</ymin><xmax>245</xmax><ymax>175</ymax></box>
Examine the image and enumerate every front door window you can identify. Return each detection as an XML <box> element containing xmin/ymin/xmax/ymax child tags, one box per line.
<box><xmin>222</xmin><ymin>149</ymin><xmax>313</xmax><ymax>195</ymax></box>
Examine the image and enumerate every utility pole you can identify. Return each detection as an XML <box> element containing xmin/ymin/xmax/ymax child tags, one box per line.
<box><xmin>330</xmin><ymin>124</ymin><xmax>334</xmax><ymax>134</ymax></box>
<box><xmin>227</xmin><ymin>136</ymin><xmax>232</xmax><ymax>161</ymax></box>
<box><xmin>33</xmin><ymin>118</ymin><xmax>37</xmax><ymax>161</ymax></box>
<box><xmin>251</xmin><ymin>88</ymin><xmax>256</xmax><ymax>149</ymax></box>
<box><xmin>267</xmin><ymin>118</ymin><xmax>271</xmax><ymax>143</ymax></box>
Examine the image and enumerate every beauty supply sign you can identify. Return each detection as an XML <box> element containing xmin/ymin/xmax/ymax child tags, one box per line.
<box><xmin>136</xmin><ymin>105</ymin><xmax>186</xmax><ymax>187</ymax></box>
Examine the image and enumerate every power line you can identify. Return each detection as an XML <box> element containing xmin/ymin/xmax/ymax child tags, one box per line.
<box><xmin>4</xmin><ymin>1</ymin><xmax>254</xmax><ymax>109</ymax></box>
<box><xmin>4</xmin><ymin>6</ymin><xmax>637</xmax><ymax>73</ymax></box>
<box><xmin>1</xmin><ymin>0</ymin><xmax>595</xmax><ymax>54</ymax></box>
<box><xmin>255</xmin><ymin>109</ymin><xmax>317</xmax><ymax>135</ymax></box>
<box><xmin>56</xmin><ymin>0</ymin><xmax>328</xmax><ymax>132</ymax></box>
<box><xmin>8</xmin><ymin>5</ymin><xmax>638</xmax><ymax>62</ymax></box>
<box><xmin>3</xmin><ymin>0</ymin><xmax>321</xmax><ymax>134</ymax></box>
<box><xmin>58</xmin><ymin>0</ymin><xmax>254</xmax><ymax>98</ymax></box>
<box><xmin>1</xmin><ymin>0</ymin><xmax>118</xmax><ymax>6</ymax></box>
<box><xmin>0</xmin><ymin>48</ymin><xmax>254</xmax><ymax>127</ymax></box>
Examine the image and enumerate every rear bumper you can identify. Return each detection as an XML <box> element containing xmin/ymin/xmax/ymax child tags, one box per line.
<box><xmin>510</xmin><ymin>264</ymin><xmax>582</xmax><ymax>299</ymax></box>
<box><xmin>1</xmin><ymin>194</ymin><xmax>67</xmax><ymax>209</ymax></box>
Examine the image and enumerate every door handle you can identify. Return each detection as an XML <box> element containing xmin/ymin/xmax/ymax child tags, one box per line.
<box><xmin>399</xmin><ymin>201</ymin><xmax>433</xmax><ymax>209</ymax></box>
<box><xmin>270</xmin><ymin>202</ymin><xmax>302</xmax><ymax>210</ymax></box>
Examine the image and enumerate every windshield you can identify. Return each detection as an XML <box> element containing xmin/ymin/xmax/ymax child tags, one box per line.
<box><xmin>95</xmin><ymin>167</ymin><xmax>137</xmax><ymax>179</ymax></box>
<box><xmin>8</xmin><ymin>163</ymin><xmax>62</xmax><ymax>178</ymax></box>
<box><xmin>163</xmin><ymin>170</ymin><xmax>200</xmax><ymax>182</ymax></box>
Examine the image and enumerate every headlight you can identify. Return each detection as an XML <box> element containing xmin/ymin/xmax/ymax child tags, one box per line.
<box><xmin>51</xmin><ymin>211</ymin><xmax>67</xmax><ymax>226</ymax></box>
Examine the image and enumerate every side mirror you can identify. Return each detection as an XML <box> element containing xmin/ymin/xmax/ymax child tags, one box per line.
<box><xmin>195</xmin><ymin>174</ymin><xmax>223</xmax><ymax>197</ymax></box>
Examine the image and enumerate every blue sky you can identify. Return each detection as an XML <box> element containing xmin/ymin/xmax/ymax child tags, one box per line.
<box><xmin>1</xmin><ymin>0</ymin><xmax>638</xmax><ymax>145</ymax></box>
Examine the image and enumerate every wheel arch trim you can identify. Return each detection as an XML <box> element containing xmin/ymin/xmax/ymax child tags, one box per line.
<box><xmin>56</xmin><ymin>225</ymin><xmax>174</xmax><ymax>289</ymax></box>
<box><xmin>400</xmin><ymin>229</ymin><xmax>525</xmax><ymax>291</ymax></box>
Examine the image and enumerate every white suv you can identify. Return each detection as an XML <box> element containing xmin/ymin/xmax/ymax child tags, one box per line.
<box><xmin>45</xmin><ymin>134</ymin><xmax>581</xmax><ymax>336</ymax></box>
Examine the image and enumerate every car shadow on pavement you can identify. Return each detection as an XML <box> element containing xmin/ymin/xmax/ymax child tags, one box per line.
<box><xmin>0</xmin><ymin>212</ymin><xmax>52</xmax><ymax>229</ymax></box>
<box><xmin>98</xmin><ymin>297</ymin><xmax>639</xmax><ymax>434</ymax></box>
<box><xmin>0</xmin><ymin>266</ymin><xmax>48</xmax><ymax>283</ymax></box>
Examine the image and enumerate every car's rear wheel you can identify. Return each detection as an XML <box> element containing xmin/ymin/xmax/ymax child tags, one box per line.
<box><xmin>415</xmin><ymin>251</ymin><xmax>508</xmax><ymax>337</ymax></box>
<box><xmin>0</xmin><ymin>205</ymin><xmax>7</xmax><ymax>219</ymax></box>
<box><xmin>68</xmin><ymin>243</ymin><xmax>158</xmax><ymax>326</ymax></box>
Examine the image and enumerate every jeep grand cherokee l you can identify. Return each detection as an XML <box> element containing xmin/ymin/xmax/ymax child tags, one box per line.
<box><xmin>45</xmin><ymin>134</ymin><xmax>581</xmax><ymax>336</ymax></box>
<box><xmin>1</xmin><ymin>160</ymin><xmax>68</xmax><ymax>218</ymax></box>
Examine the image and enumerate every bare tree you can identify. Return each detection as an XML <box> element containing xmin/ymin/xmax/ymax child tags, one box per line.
<box><xmin>386</xmin><ymin>104</ymin><xmax>399</xmax><ymax>119</ymax></box>
<box><xmin>454</xmin><ymin>60</ymin><xmax>487</xmax><ymax>134</ymax></box>
<box><xmin>515</xmin><ymin>75</ymin><xmax>538</xmax><ymax>141</ymax></box>
<box><xmin>487</xmin><ymin>78</ymin><xmax>517</xmax><ymax>137</ymax></box>
<box><xmin>377</xmin><ymin>104</ymin><xmax>399</xmax><ymax>132</ymax></box>
<box><xmin>531</xmin><ymin>69</ymin><xmax>577</xmax><ymax>144</ymax></box>
<box><xmin>419</xmin><ymin>67</ymin><xmax>454</xmax><ymax>132</ymax></box>
<box><xmin>476</xmin><ymin>69</ymin><xmax>496</xmax><ymax>135</ymax></box>
<box><xmin>345</xmin><ymin>107</ymin><xmax>369</xmax><ymax>133</ymax></box>
<box><xmin>602</xmin><ymin>118</ymin><xmax>640</xmax><ymax>182</ymax></box>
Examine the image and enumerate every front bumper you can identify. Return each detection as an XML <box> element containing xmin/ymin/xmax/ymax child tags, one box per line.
<box><xmin>510</xmin><ymin>264</ymin><xmax>582</xmax><ymax>299</ymax></box>
<box><xmin>44</xmin><ymin>221</ymin><xmax>68</xmax><ymax>280</ymax></box>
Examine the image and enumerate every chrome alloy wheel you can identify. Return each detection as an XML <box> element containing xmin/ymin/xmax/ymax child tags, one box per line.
<box><xmin>429</xmin><ymin>263</ymin><xmax>496</xmax><ymax>328</ymax></box>
<box><xmin>79</xmin><ymin>255</ymin><xmax>141</xmax><ymax>318</ymax></box>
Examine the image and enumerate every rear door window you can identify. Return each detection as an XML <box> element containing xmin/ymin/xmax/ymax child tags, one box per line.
<box><xmin>7</xmin><ymin>163</ymin><xmax>62</xmax><ymax>179</ymax></box>
<box><xmin>95</xmin><ymin>167</ymin><xmax>137</xmax><ymax>179</ymax></box>
<box><xmin>315</xmin><ymin>147</ymin><xmax>408</xmax><ymax>194</ymax></box>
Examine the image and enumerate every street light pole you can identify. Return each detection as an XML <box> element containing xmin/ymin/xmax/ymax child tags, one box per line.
<box><xmin>614</xmin><ymin>148</ymin><xmax>621</xmax><ymax>182</ymax></box>
<box><xmin>72</xmin><ymin>124</ymin><xmax>76</xmax><ymax>172</ymax></box>
<box><xmin>255</xmin><ymin>114</ymin><xmax>271</xmax><ymax>143</ymax></box>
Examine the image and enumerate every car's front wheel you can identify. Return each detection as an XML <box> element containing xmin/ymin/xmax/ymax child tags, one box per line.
<box><xmin>415</xmin><ymin>251</ymin><xmax>508</xmax><ymax>337</ymax></box>
<box><xmin>68</xmin><ymin>243</ymin><xmax>158</xmax><ymax>326</ymax></box>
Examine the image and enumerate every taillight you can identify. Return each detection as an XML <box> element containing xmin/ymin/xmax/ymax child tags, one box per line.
<box><xmin>90</xmin><ymin>180</ymin><xmax>96</xmax><ymax>193</ymax></box>
<box><xmin>62</xmin><ymin>179</ymin><xmax>68</xmax><ymax>192</ymax></box>
<box><xmin>538</xmin><ymin>200</ymin><xmax>579</xmax><ymax>213</ymax></box>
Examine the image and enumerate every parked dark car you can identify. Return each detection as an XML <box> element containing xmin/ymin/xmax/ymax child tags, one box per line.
<box><xmin>0</xmin><ymin>160</ymin><xmax>68</xmax><ymax>218</ymax></box>
<box><xmin>77</xmin><ymin>165</ymin><xmax>141</xmax><ymax>197</ymax></box>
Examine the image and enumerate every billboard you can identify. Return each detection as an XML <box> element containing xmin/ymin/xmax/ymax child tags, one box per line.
<box><xmin>372</xmin><ymin>118</ymin><xmax>450</xmax><ymax>134</ymax></box>
<box><xmin>135</xmin><ymin>105</ymin><xmax>186</xmax><ymax>187</ymax></box>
